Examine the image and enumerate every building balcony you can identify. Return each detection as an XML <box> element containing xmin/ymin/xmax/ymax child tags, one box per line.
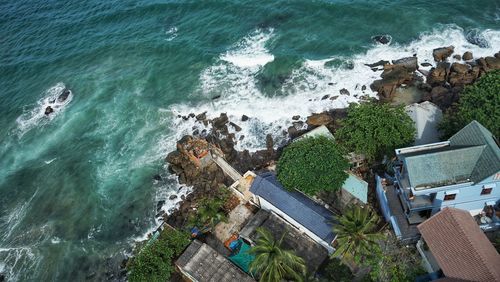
<box><xmin>394</xmin><ymin>165</ymin><xmax>434</xmax><ymax>211</ymax></box>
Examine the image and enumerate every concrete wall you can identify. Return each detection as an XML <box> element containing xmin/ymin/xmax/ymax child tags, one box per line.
<box><xmin>258</xmin><ymin>197</ymin><xmax>334</xmax><ymax>253</ymax></box>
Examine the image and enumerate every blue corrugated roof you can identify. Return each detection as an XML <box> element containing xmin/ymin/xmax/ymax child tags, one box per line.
<box><xmin>250</xmin><ymin>172</ymin><xmax>336</xmax><ymax>243</ymax></box>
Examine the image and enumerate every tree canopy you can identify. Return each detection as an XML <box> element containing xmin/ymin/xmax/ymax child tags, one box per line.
<box><xmin>439</xmin><ymin>70</ymin><xmax>500</xmax><ymax>139</ymax></box>
<box><xmin>277</xmin><ymin>136</ymin><xmax>349</xmax><ymax>196</ymax></box>
<box><xmin>127</xmin><ymin>228</ymin><xmax>190</xmax><ymax>282</ymax></box>
<box><xmin>335</xmin><ymin>103</ymin><xmax>415</xmax><ymax>161</ymax></box>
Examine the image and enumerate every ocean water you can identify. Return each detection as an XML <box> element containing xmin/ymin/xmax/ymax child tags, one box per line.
<box><xmin>0</xmin><ymin>0</ymin><xmax>499</xmax><ymax>280</ymax></box>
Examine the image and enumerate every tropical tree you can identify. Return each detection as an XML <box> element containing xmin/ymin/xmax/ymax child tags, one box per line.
<box><xmin>188</xmin><ymin>195</ymin><xmax>228</xmax><ymax>230</ymax></box>
<box><xmin>335</xmin><ymin>102</ymin><xmax>415</xmax><ymax>161</ymax></box>
<box><xmin>277</xmin><ymin>136</ymin><xmax>349</xmax><ymax>196</ymax></box>
<box><xmin>249</xmin><ymin>227</ymin><xmax>306</xmax><ymax>282</ymax></box>
<box><xmin>439</xmin><ymin>69</ymin><xmax>500</xmax><ymax>139</ymax></box>
<box><xmin>332</xmin><ymin>205</ymin><xmax>384</xmax><ymax>263</ymax></box>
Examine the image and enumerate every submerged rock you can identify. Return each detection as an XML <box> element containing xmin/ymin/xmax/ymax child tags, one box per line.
<box><xmin>371</xmin><ymin>34</ymin><xmax>392</xmax><ymax>44</ymax></box>
<box><xmin>465</xmin><ymin>29</ymin><xmax>490</xmax><ymax>48</ymax></box>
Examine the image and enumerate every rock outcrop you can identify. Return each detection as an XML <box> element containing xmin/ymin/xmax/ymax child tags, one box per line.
<box><xmin>432</xmin><ymin>46</ymin><xmax>454</xmax><ymax>62</ymax></box>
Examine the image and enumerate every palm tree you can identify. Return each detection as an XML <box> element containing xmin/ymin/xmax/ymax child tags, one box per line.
<box><xmin>332</xmin><ymin>205</ymin><xmax>384</xmax><ymax>262</ymax></box>
<box><xmin>249</xmin><ymin>227</ymin><xmax>306</xmax><ymax>282</ymax></box>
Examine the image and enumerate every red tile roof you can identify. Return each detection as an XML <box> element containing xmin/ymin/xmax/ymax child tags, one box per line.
<box><xmin>418</xmin><ymin>208</ymin><xmax>500</xmax><ymax>282</ymax></box>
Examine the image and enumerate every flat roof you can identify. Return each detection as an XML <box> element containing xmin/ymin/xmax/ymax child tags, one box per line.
<box><xmin>176</xmin><ymin>240</ymin><xmax>254</xmax><ymax>282</ymax></box>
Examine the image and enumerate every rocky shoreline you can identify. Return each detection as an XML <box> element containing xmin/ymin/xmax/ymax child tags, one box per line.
<box><xmin>162</xmin><ymin>46</ymin><xmax>500</xmax><ymax>230</ymax></box>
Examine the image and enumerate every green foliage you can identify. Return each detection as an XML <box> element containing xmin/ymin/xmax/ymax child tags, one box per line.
<box><xmin>364</xmin><ymin>235</ymin><xmax>426</xmax><ymax>282</ymax></box>
<box><xmin>249</xmin><ymin>227</ymin><xmax>306</xmax><ymax>282</ymax></box>
<box><xmin>188</xmin><ymin>188</ymin><xmax>230</xmax><ymax>230</ymax></box>
<box><xmin>321</xmin><ymin>258</ymin><xmax>353</xmax><ymax>282</ymax></box>
<box><xmin>335</xmin><ymin>103</ymin><xmax>415</xmax><ymax>161</ymax></box>
<box><xmin>332</xmin><ymin>205</ymin><xmax>383</xmax><ymax>262</ymax></box>
<box><xmin>277</xmin><ymin>136</ymin><xmax>349</xmax><ymax>196</ymax></box>
<box><xmin>127</xmin><ymin>228</ymin><xmax>190</xmax><ymax>282</ymax></box>
<box><xmin>439</xmin><ymin>70</ymin><xmax>500</xmax><ymax>139</ymax></box>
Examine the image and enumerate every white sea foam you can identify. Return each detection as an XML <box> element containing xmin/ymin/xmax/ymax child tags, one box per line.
<box><xmin>0</xmin><ymin>246</ymin><xmax>41</xmax><ymax>282</ymax></box>
<box><xmin>168</xmin><ymin>26</ymin><xmax>500</xmax><ymax>152</ymax></box>
<box><xmin>44</xmin><ymin>158</ymin><xmax>57</xmax><ymax>164</ymax></box>
<box><xmin>165</xmin><ymin>26</ymin><xmax>178</xmax><ymax>41</ymax></box>
<box><xmin>15</xmin><ymin>82</ymin><xmax>73</xmax><ymax>137</ymax></box>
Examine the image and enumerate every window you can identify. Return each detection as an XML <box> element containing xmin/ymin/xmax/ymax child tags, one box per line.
<box><xmin>444</xmin><ymin>194</ymin><xmax>456</xmax><ymax>201</ymax></box>
<box><xmin>481</xmin><ymin>187</ymin><xmax>493</xmax><ymax>195</ymax></box>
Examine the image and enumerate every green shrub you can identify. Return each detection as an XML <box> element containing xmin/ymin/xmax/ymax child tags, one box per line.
<box><xmin>127</xmin><ymin>228</ymin><xmax>190</xmax><ymax>282</ymax></box>
<box><xmin>277</xmin><ymin>136</ymin><xmax>349</xmax><ymax>196</ymax></box>
<box><xmin>335</xmin><ymin>103</ymin><xmax>415</xmax><ymax>161</ymax></box>
<box><xmin>439</xmin><ymin>70</ymin><xmax>500</xmax><ymax>139</ymax></box>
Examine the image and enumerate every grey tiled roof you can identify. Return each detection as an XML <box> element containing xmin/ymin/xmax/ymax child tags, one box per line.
<box><xmin>249</xmin><ymin>172</ymin><xmax>336</xmax><ymax>243</ymax></box>
<box><xmin>448</xmin><ymin>120</ymin><xmax>500</xmax><ymax>183</ymax></box>
<box><xmin>404</xmin><ymin>145</ymin><xmax>484</xmax><ymax>188</ymax></box>
<box><xmin>401</xmin><ymin>121</ymin><xmax>499</xmax><ymax>188</ymax></box>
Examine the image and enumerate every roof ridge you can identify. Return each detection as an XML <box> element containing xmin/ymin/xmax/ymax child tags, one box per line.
<box><xmin>446</xmin><ymin>208</ymin><xmax>498</xmax><ymax>279</ymax></box>
<box><xmin>263</xmin><ymin>176</ymin><xmax>329</xmax><ymax>221</ymax></box>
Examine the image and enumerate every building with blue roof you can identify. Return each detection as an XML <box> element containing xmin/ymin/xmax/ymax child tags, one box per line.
<box><xmin>249</xmin><ymin>172</ymin><xmax>337</xmax><ymax>252</ymax></box>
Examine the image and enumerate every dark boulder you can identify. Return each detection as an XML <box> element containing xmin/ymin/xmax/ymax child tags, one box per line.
<box><xmin>292</xmin><ymin>115</ymin><xmax>300</xmax><ymax>120</ymax></box>
<box><xmin>432</xmin><ymin>46</ymin><xmax>454</xmax><ymax>62</ymax></box>
<box><xmin>485</xmin><ymin>56</ymin><xmax>500</xmax><ymax>69</ymax></box>
<box><xmin>57</xmin><ymin>89</ymin><xmax>71</xmax><ymax>103</ymax></box>
<box><xmin>371</xmin><ymin>34</ymin><xmax>392</xmax><ymax>44</ymax></box>
<box><xmin>306</xmin><ymin>113</ymin><xmax>333</xmax><ymax>127</ymax></box>
<box><xmin>166</xmin><ymin>151</ymin><xmax>183</xmax><ymax>165</ymax></box>
<box><xmin>462</xmin><ymin>52</ymin><xmax>473</xmax><ymax>61</ymax></box>
<box><xmin>339</xmin><ymin>88</ymin><xmax>350</xmax><ymax>95</ymax></box>
<box><xmin>453</xmin><ymin>55</ymin><xmax>461</xmax><ymax>60</ymax></box>
<box><xmin>427</xmin><ymin>62</ymin><xmax>449</xmax><ymax>86</ymax></box>
<box><xmin>241</xmin><ymin>115</ymin><xmax>249</xmax><ymax>121</ymax></box>
<box><xmin>44</xmin><ymin>106</ymin><xmax>54</xmax><ymax>115</ymax></box>
<box><xmin>321</xmin><ymin>95</ymin><xmax>329</xmax><ymax>100</ymax></box>
<box><xmin>392</xmin><ymin>57</ymin><xmax>418</xmax><ymax>72</ymax></box>
<box><xmin>212</xmin><ymin>113</ymin><xmax>228</xmax><ymax>129</ymax></box>
<box><xmin>229</xmin><ymin>122</ymin><xmax>242</xmax><ymax>132</ymax></box>
<box><xmin>196</xmin><ymin>112</ymin><xmax>207</xmax><ymax>121</ymax></box>
<box><xmin>371</xmin><ymin>64</ymin><xmax>415</xmax><ymax>101</ymax></box>
<box><xmin>365</xmin><ymin>60</ymin><xmax>389</xmax><ymax>68</ymax></box>
<box><xmin>421</xmin><ymin>62</ymin><xmax>433</xmax><ymax>67</ymax></box>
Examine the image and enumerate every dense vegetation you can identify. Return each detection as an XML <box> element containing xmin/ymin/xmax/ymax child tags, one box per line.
<box><xmin>249</xmin><ymin>227</ymin><xmax>306</xmax><ymax>282</ymax></box>
<box><xmin>127</xmin><ymin>228</ymin><xmax>190</xmax><ymax>282</ymax></box>
<box><xmin>321</xmin><ymin>258</ymin><xmax>354</xmax><ymax>282</ymax></box>
<box><xmin>277</xmin><ymin>136</ymin><xmax>349</xmax><ymax>195</ymax></box>
<box><xmin>188</xmin><ymin>187</ymin><xmax>230</xmax><ymax>231</ymax></box>
<box><xmin>335</xmin><ymin>103</ymin><xmax>415</xmax><ymax>161</ymax></box>
<box><xmin>440</xmin><ymin>70</ymin><xmax>500</xmax><ymax>138</ymax></box>
<box><xmin>363</xmin><ymin>235</ymin><xmax>426</xmax><ymax>282</ymax></box>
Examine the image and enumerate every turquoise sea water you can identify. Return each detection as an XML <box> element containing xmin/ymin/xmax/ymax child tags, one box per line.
<box><xmin>0</xmin><ymin>1</ymin><xmax>499</xmax><ymax>280</ymax></box>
